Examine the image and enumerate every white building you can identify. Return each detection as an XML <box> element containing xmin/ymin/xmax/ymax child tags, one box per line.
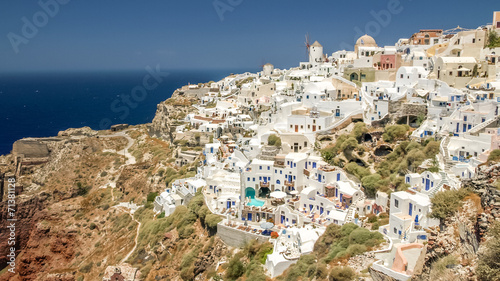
<box><xmin>387</xmin><ymin>191</ymin><xmax>439</xmax><ymax>242</ymax></box>
<box><xmin>153</xmin><ymin>191</ymin><xmax>183</xmax><ymax>216</ymax></box>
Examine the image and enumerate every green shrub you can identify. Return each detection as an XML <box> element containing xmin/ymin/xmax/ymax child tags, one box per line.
<box><xmin>430</xmin><ymin>189</ymin><xmax>470</xmax><ymax>222</ymax></box>
<box><xmin>477</xmin><ymin>222</ymin><xmax>500</xmax><ymax>280</ymax></box>
<box><xmin>362</xmin><ymin>174</ymin><xmax>384</xmax><ymax>198</ymax></box>
<box><xmin>488</xmin><ymin>149</ymin><xmax>500</xmax><ymax>162</ymax></box>
<box><xmin>349</xmin><ymin>228</ymin><xmax>373</xmax><ymax>245</ymax></box>
<box><xmin>79</xmin><ymin>262</ymin><xmax>93</xmax><ymax>273</ymax></box>
<box><xmin>204</xmin><ymin>214</ymin><xmax>222</xmax><ymax>229</ymax></box>
<box><xmin>345</xmin><ymin>162</ymin><xmax>370</xmax><ymax>179</ymax></box>
<box><xmin>283</xmin><ymin>254</ymin><xmax>315</xmax><ymax>281</ymax></box>
<box><xmin>245</xmin><ymin>260</ymin><xmax>267</xmax><ymax>281</ymax></box>
<box><xmin>488</xmin><ymin>30</ymin><xmax>500</xmax><ymax>48</ymax></box>
<box><xmin>180</xmin><ymin>265</ymin><xmax>195</xmax><ymax>281</ymax></box>
<box><xmin>180</xmin><ymin>247</ymin><xmax>200</xmax><ymax>269</ymax></box>
<box><xmin>329</xmin><ymin>266</ymin><xmax>356</xmax><ymax>281</ymax></box>
<box><xmin>351</xmin><ymin>122</ymin><xmax>368</xmax><ymax>140</ymax></box>
<box><xmin>382</xmin><ymin>124</ymin><xmax>409</xmax><ymax>142</ymax></box>
<box><xmin>147</xmin><ymin>192</ymin><xmax>158</xmax><ymax>202</ymax></box>
<box><xmin>341</xmin><ymin>137</ymin><xmax>358</xmax><ymax>152</ymax></box>
<box><xmin>268</xmin><ymin>135</ymin><xmax>282</xmax><ymax>147</ymax></box>
<box><xmin>225</xmin><ymin>254</ymin><xmax>245</xmax><ymax>280</ymax></box>
<box><xmin>346</xmin><ymin>244</ymin><xmax>367</xmax><ymax>257</ymax></box>
<box><xmin>179</xmin><ymin>225</ymin><xmax>195</xmax><ymax>239</ymax></box>
<box><xmin>430</xmin><ymin>255</ymin><xmax>458</xmax><ymax>279</ymax></box>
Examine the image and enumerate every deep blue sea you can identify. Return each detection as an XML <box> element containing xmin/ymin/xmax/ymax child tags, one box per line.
<box><xmin>0</xmin><ymin>69</ymin><xmax>255</xmax><ymax>155</ymax></box>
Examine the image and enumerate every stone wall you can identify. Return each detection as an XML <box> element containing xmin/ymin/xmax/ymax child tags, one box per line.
<box><xmin>400</xmin><ymin>104</ymin><xmax>427</xmax><ymax>117</ymax></box>
<box><xmin>217</xmin><ymin>223</ymin><xmax>270</xmax><ymax>247</ymax></box>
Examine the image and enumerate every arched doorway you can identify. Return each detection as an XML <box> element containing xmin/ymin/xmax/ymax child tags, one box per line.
<box><xmin>259</xmin><ymin>187</ymin><xmax>270</xmax><ymax>198</ymax></box>
<box><xmin>350</xmin><ymin>73</ymin><xmax>359</xmax><ymax>82</ymax></box>
<box><xmin>245</xmin><ymin>187</ymin><xmax>256</xmax><ymax>199</ymax></box>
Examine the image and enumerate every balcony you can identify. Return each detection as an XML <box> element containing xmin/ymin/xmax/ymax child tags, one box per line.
<box><xmin>303</xmin><ymin>169</ymin><xmax>311</xmax><ymax>177</ymax></box>
<box><xmin>260</xmin><ymin>182</ymin><xmax>270</xmax><ymax>188</ymax></box>
<box><xmin>319</xmin><ymin>165</ymin><xmax>336</xmax><ymax>172</ymax></box>
<box><xmin>285</xmin><ymin>181</ymin><xmax>295</xmax><ymax>188</ymax></box>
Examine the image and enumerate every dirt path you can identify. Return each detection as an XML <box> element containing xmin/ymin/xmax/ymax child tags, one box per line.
<box><xmin>120</xmin><ymin>212</ymin><xmax>141</xmax><ymax>264</ymax></box>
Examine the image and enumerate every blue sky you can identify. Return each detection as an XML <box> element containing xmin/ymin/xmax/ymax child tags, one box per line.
<box><xmin>0</xmin><ymin>0</ymin><xmax>498</xmax><ymax>72</ymax></box>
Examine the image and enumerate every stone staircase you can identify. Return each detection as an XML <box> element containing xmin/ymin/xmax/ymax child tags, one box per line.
<box><xmin>467</xmin><ymin>116</ymin><xmax>500</xmax><ymax>135</ymax></box>
<box><xmin>428</xmin><ymin>172</ymin><xmax>450</xmax><ymax>197</ymax></box>
<box><xmin>345</xmin><ymin>194</ymin><xmax>366</xmax><ymax>224</ymax></box>
<box><xmin>441</xmin><ymin>136</ymin><xmax>455</xmax><ymax>172</ymax></box>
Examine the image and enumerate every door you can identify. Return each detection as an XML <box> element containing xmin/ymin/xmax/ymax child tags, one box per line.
<box><xmin>227</xmin><ymin>201</ymin><xmax>231</xmax><ymax>209</ymax></box>
<box><xmin>320</xmin><ymin>207</ymin><xmax>324</xmax><ymax>214</ymax></box>
<box><xmin>409</xmin><ymin>203</ymin><xmax>413</xmax><ymax>216</ymax></box>
<box><xmin>425</xmin><ymin>179</ymin><xmax>430</xmax><ymax>191</ymax></box>
<box><xmin>312</xmin><ymin>125</ymin><xmax>316</xmax><ymax>132</ymax></box>
<box><xmin>248</xmin><ymin>213</ymin><xmax>252</xmax><ymax>221</ymax></box>
<box><xmin>295</xmin><ymin>125</ymin><xmax>298</xmax><ymax>132</ymax></box>
<box><xmin>281</xmin><ymin>215</ymin><xmax>285</xmax><ymax>224</ymax></box>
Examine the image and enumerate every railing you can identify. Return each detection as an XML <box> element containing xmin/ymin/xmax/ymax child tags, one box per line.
<box><xmin>260</xmin><ymin>182</ymin><xmax>270</xmax><ymax>188</ymax></box>
<box><xmin>285</xmin><ymin>181</ymin><xmax>295</xmax><ymax>187</ymax></box>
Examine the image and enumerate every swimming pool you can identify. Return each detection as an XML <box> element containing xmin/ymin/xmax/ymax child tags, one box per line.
<box><xmin>247</xmin><ymin>198</ymin><xmax>265</xmax><ymax>207</ymax></box>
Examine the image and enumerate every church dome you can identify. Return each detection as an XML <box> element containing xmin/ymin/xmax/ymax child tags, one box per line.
<box><xmin>356</xmin><ymin>34</ymin><xmax>377</xmax><ymax>47</ymax></box>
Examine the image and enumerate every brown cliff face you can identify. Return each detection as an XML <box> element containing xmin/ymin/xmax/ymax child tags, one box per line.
<box><xmin>0</xmin><ymin>130</ymin><xmax>161</xmax><ymax>280</ymax></box>
<box><xmin>0</xmin><ymin>193</ymin><xmax>50</xmax><ymax>280</ymax></box>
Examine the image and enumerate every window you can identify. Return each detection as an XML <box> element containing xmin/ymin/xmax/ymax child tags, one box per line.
<box><xmin>259</xmin><ymin>166</ymin><xmax>262</xmax><ymax>170</ymax></box>
<box><xmin>394</xmin><ymin>228</ymin><xmax>397</xmax><ymax>234</ymax></box>
<box><xmin>394</xmin><ymin>199</ymin><xmax>399</xmax><ymax>208</ymax></box>
<box><xmin>267</xmin><ymin>166</ymin><xmax>270</xmax><ymax>170</ymax></box>
<box><xmin>253</xmin><ymin>178</ymin><xmax>255</xmax><ymax>182</ymax></box>
<box><xmin>247</xmin><ymin>177</ymin><xmax>250</xmax><ymax>182</ymax></box>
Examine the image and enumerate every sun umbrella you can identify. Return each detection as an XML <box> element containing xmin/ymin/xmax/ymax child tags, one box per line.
<box><xmin>270</xmin><ymin>191</ymin><xmax>287</xmax><ymax>199</ymax></box>
<box><xmin>260</xmin><ymin>222</ymin><xmax>274</xmax><ymax>230</ymax></box>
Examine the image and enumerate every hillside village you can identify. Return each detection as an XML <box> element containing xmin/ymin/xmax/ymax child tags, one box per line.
<box><xmin>149</xmin><ymin>11</ymin><xmax>500</xmax><ymax>280</ymax></box>
<box><xmin>1</xmin><ymin>10</ymin><xmax>500</xmax><ymax>281</ymax></box>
